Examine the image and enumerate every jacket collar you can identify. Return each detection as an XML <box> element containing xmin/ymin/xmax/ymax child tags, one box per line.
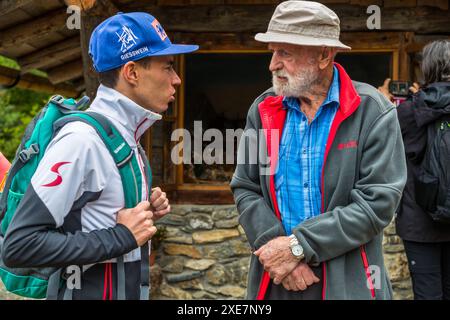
<box><xmin>88</xmin><ymin>84</ymin><xmax>162</xmax><ymax>147</ymax></box>
<box><xmin>333</xmin><ymin>62</ymin><xmax>360</xmax><ymax>117</ymax></box>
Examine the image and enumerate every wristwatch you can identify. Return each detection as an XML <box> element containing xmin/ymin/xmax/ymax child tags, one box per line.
<box><xmin>289</xmin><ymin>234</ymin><xmax>304</xmax><ymax>261</ymax></box>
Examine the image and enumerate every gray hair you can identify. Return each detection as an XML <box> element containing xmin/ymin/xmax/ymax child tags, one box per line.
<box><xmin>421</xmin><ymin>40</ymin><xmax>450</xmax><ymax>85</ymax></box>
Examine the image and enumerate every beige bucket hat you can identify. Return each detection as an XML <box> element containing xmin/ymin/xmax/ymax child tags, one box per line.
<box><xmin>255</xmin><ymin>1</ymin><xmax>351</xmax><ymax>50</ymax></box>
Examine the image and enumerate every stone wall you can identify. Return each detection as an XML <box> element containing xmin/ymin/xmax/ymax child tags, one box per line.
<box><xmin>383</xmin><ymin>218</ymin><xmax>413</xmax><ymax>300</ymax></box>
<box><xmin>151</xmin><ymin>205</ymin><xmax>413</xmax><ymax>300</ymax></box>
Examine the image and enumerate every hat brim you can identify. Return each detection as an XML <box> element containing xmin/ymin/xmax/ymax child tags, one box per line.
<box><xmin>255</xmin><ymin>31</ymin><xmax>351</xmax><ymax>50</ymax></box>
<box><xmin>147</xmin><ymin>44</ymin><xmax>199</xmax><ymax>56</ymax></box>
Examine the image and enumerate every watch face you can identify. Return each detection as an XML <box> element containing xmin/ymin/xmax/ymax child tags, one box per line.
<box><xmin>292</xmin><ymin>245</ymin><xmax>303</xmax><ymax>257</ymax></box>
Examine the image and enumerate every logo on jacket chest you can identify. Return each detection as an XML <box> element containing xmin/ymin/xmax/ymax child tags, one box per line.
<box><xmin>337</xmin><ymin>140</ymin><xmax>358</xmax><ymax>150</ymax></box>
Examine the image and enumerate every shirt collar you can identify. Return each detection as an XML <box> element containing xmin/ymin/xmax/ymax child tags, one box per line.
<box><xmin>88</xmin><ymin>84</ymin><xmax>162</xmax><ymax>146</ymax></box>
<box><xmin>282</xmin><ymin>65</ymin><xmax>340</xmax><ymax>111</ymax></box>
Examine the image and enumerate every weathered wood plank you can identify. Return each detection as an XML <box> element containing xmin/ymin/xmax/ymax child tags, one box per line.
<box><xmin>0</xmin><ymin>8</ymin><xmax>68</xmax><ymax>51</ymax></box>
<box><xmin>47</xmin><ymin>59</ymin><xmax>83</xmax><ymax>84</ymax></box>
<box><xmin>171</xmin><ymin>32</ymin><xmax>267</xmax><ymax>50</ymax></box>
<box><xmin>406</xmin><ymin>34</ymin><xmax>450</xmax><ymax>52</ymax></box>
<box><xmin>64</xmin><ymin>0</ymin><xmax>97</xmax><ymax>11</ymax></box>
<box><xmin>0</xmin><ymin>65</ymin><xmax>79</xmax><ymax>97</ymax></box>
<box><xmin>0</xmin><ymin>0</ymin><xmax>33</xmax><ymax>16</ymax></box>
<box><xmin>18</xmin><ymin>36</ymin><xmax>81</xmax><ymax>73</ymax></box>
<box><xmin>171</xmin><ymin>31</ymin><xmax>408</xmax><ymax>51</ymax></box>
<box><xmin>383</xmin><ymin>0</ymin><xmax>417</xmax><ymax>8</ymax></box>
<box><xmin>417</xmin><ymin>0</ymin><xmax>448</xmax><ymax>10</ymax></box>
<box><xmin>122</xmin><ymin>3</ymin><xmax>450</xmax><ymax>34</ymax></box>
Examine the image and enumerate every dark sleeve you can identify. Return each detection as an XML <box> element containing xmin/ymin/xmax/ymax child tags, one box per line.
<box><xmin>396</xmin><ymin>99</ymin><xmax>427</xmax><ymax>164</ymax></box>
<box><xmin>2</xmin><ymin>185</ymin><xmax>137</xmax><ymax>268</ymax></box>
<box><xmin>1</xmin><ymin>129</ymin><xmax>138</xmax><ymax>268</ymax></box>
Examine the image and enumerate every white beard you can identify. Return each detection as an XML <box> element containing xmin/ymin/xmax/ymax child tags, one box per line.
<box><xmin>272</xmin><ymin>67</ymin><xmax>319</xmax><ymax>97</ymax></box>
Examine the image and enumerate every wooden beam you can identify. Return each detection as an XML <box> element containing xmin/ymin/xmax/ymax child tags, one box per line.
<box><xmin>0</xmin><ymin>65</ymin><xmax>79</xmax><ymax>97</ymax></box>
<box><xmin>122</xmin><ymin>3</ymin><xmax>450</xmax><ymax>34</ymax></box>
<box><xmin>18</xmin><ymin>36</ymin><xmax>81</xmax><ymax>73</ymax></box>
<box><xmin>398</xmin><ymin>32</ymin><xmax>414</xmax><ymax>81</ymax></box>
<box><xmin>340</xmin><ymin>32</ymin><xmax>406</xmax><ymax>50</ymax></box>
<box><xmin>406</xmin><ymin>34</ymin><xmax>450</xmax><ymax>52</ymax></box>
<box><xmin>0</xmin><ymin>0</ymin><xmax>33</xmax><ymax>16</ymax></box>
<box><xmin>338</xmin><ymin>5</ymin><xmax>450</xmax><ymax>34</ymax></box>
<box><xmin>64</xmin><ymin>0</ymin><xmax>97</xmax><ymax>11</ymax></box>
<box><xmin>80</xmin><ymin>0</ymin><xmax>120</xmax><ymax>100</ymax></box>
<box><xmin>417</xmin><ymin>0</ymin><xmax>448</xmax><ymax>10</ymax></box>
<box><xmin>171</xmin><ymin>32</ymin><xmax>267</xmax><ymax>50</ymax></box>
<box><xmin>47</xmin><ymin>59</ymin><xmax>83</xmax><ymax>84</ymax></box>
<box><xmin>171</xmin><ymin>31</ymin><xmax>408</xmax><ymax>51</ymax></box>
<box><xmin>64</xmin><ymin>0</ymin><xmax>119</xmax><ymax>16</ymax></box>
<box><xmin>0</xmin><ymin>8</ymin><xmax>68</xmax><ymax>51</ymax></box>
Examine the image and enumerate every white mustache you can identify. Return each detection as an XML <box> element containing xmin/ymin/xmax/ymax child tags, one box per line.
<box><xmin>272</xmin><ymin>70</ymin><xmax>289</xmax><ymax>78</ymax></box>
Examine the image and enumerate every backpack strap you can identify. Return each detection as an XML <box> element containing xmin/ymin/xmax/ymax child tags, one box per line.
<box><xmin>0</xmin><ymin>96</ymin><xmax>89</xmax><ymax>223</ymax></box>
<box><xmin>54</xmin><ymin>112</ymin><xmax>141</xmax><ymax>206</ymax></box>
<box><xmin>137</xmin><ymin>144</ymin><xmax>152</xmax><ymax>300</ymax></box>
<box><xmin>53</xmin><ymin>112</ymin><xmax>149</xmax><ymax>300</ymax></box>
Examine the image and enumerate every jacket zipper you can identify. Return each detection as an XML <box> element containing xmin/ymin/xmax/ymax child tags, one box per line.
<box><xmin>128</xmin><ymin>160</ymin><xmax>139</xmax><ymax>203</ymax></box>
<box><xmin>360</xmin><ymin>245</ymin><xmax>376</xmax><ymax>299</ymax></box>
<box><xmin>321</xmin><ymin>173</ymin><xmax>327</xmax><ymax>300</ymax></box>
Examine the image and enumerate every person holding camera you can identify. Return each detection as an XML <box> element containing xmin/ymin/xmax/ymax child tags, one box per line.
<box><xmin>380</xmin><ymin>40</ymin><xmax>450</xmax><ymax>300</ymax></box>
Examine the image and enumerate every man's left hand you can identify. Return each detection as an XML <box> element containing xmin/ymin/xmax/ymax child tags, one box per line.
<box><xmin>150</xmin><ymin>187</ymin><xmax>170</xmax><ymax>221</ymax></box>
<box><xmin>254</xmin><ymin>236</ymin><xmax>300</xmax><ymax>285</ymax></box>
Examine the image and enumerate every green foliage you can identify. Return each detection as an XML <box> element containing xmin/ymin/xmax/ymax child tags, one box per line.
<box><xmin>0</xmin><ymin>89</ymin><xmax>50</xmax><ymax>161</ymax></box>
<box><xmin>0</xmin><ymin>55</ymin><xmax>51</xmax><ymax>161</ymax></box>
<box><xmin>0</xmin><ymin>55</ymin><xmax>19</xmax><ymax>70</ymax></box>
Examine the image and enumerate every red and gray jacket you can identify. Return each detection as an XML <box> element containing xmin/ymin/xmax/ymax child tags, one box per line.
<box><xmin>230</xmin><ymin>63</ymin><xmax>407</xmax><ymax>300</ymax></box>
<box><xmin>2</xmin><ymin>85</ymin><xmax>161</xmax><ymax>299</ymax></box>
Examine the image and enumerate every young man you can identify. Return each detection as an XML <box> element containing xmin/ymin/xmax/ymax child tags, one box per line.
<box><xmin>230</xmin><ymin>1</ymin><xmax>407</xmax><ymax>299</ymax></box>
<box><xmin>2</xmin><ymin>12</ymin><xmax>198</xmax><ymax>299</ymax></box>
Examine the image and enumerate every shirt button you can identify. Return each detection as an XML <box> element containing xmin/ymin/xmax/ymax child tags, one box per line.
<box><xmin>304</xmin><ymin>183</ymin><xmax>309</xmax><ymax>188</ymax></box>
<box><xmin>303</xmin><ymin>149</ymin><xmax>307</xmax><ymax>154</ymax></box>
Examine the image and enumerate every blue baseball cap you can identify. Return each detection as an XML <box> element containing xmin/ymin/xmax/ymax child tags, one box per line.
<box><xmin>89</xmin><ymin>12</ymin><xmax>199</xmax><ymax>72</ymax></box>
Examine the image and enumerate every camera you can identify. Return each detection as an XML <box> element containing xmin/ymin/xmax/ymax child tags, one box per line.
<box><xmin>389</xmin><ymin>81</ymin><xmax>412</xmax><ymax>97</ymax></box>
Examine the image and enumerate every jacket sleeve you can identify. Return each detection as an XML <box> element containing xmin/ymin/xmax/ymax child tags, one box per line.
<box><xmin>2</xmin><ymin>126</ymin><xmax>138</xmax><ymax>268</ymax></box>
<box><xmin>396</xmin><ymin>98</ymin><xmax>427</xmax><ymax>164</ymax></box>
<box><xmin>230</xmin><ymin>102</ymin><xmax>286</xmax><ymax>251</ymax></box>
<box><xmin>293</xmin><ymin>107</ymin><xmax>407</xmax><ymax>265</ymax></box>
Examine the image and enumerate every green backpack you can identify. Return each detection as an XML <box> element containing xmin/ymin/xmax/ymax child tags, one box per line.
<box><xmin>0</xmin><ymin>95</ymin><xmax>151</xmax><ymax>299</ymax></box>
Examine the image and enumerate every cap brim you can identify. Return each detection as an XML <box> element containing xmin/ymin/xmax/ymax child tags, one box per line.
<box><xmin>148</xmin><ymin>44</ymin><xmax>199</xmax><ymax>56</ymax></box>
<box><xmin>255</xmin><ymin>32</ymin><xmax>351</xmax><ymax>50</ymax></box>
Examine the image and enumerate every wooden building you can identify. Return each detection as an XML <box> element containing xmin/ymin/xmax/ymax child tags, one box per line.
<box><xmin>0</xmin><ymin>0</ymin><xmax>449</xmax><ymax>206</ymax></box>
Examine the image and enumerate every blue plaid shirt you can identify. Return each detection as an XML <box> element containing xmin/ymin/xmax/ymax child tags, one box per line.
<box><xmin>275</xmin><ymin>66</ymin><xmax>340</xmax><ymax>235</ymax></box>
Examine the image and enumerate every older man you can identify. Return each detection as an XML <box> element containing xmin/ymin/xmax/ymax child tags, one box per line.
<box><xmin>230</xmin><ymin>1</ymin><xmax>407</xmax><ymax>300</ymax></box>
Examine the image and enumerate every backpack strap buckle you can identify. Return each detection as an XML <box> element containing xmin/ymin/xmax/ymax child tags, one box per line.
<box><xmin>50</xmin><ymin>95</ymin><xmax>65</xmax><ymax>107</ymax></box>
<box><xmin>18</xmin><ymin>143</ymin><xmax>40</xmax><ymax>163</ymax></box>
<box><xmin>50</xmin><ymin>95</ymin><xmax>77</xmax><ymax>112</ymax></box>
